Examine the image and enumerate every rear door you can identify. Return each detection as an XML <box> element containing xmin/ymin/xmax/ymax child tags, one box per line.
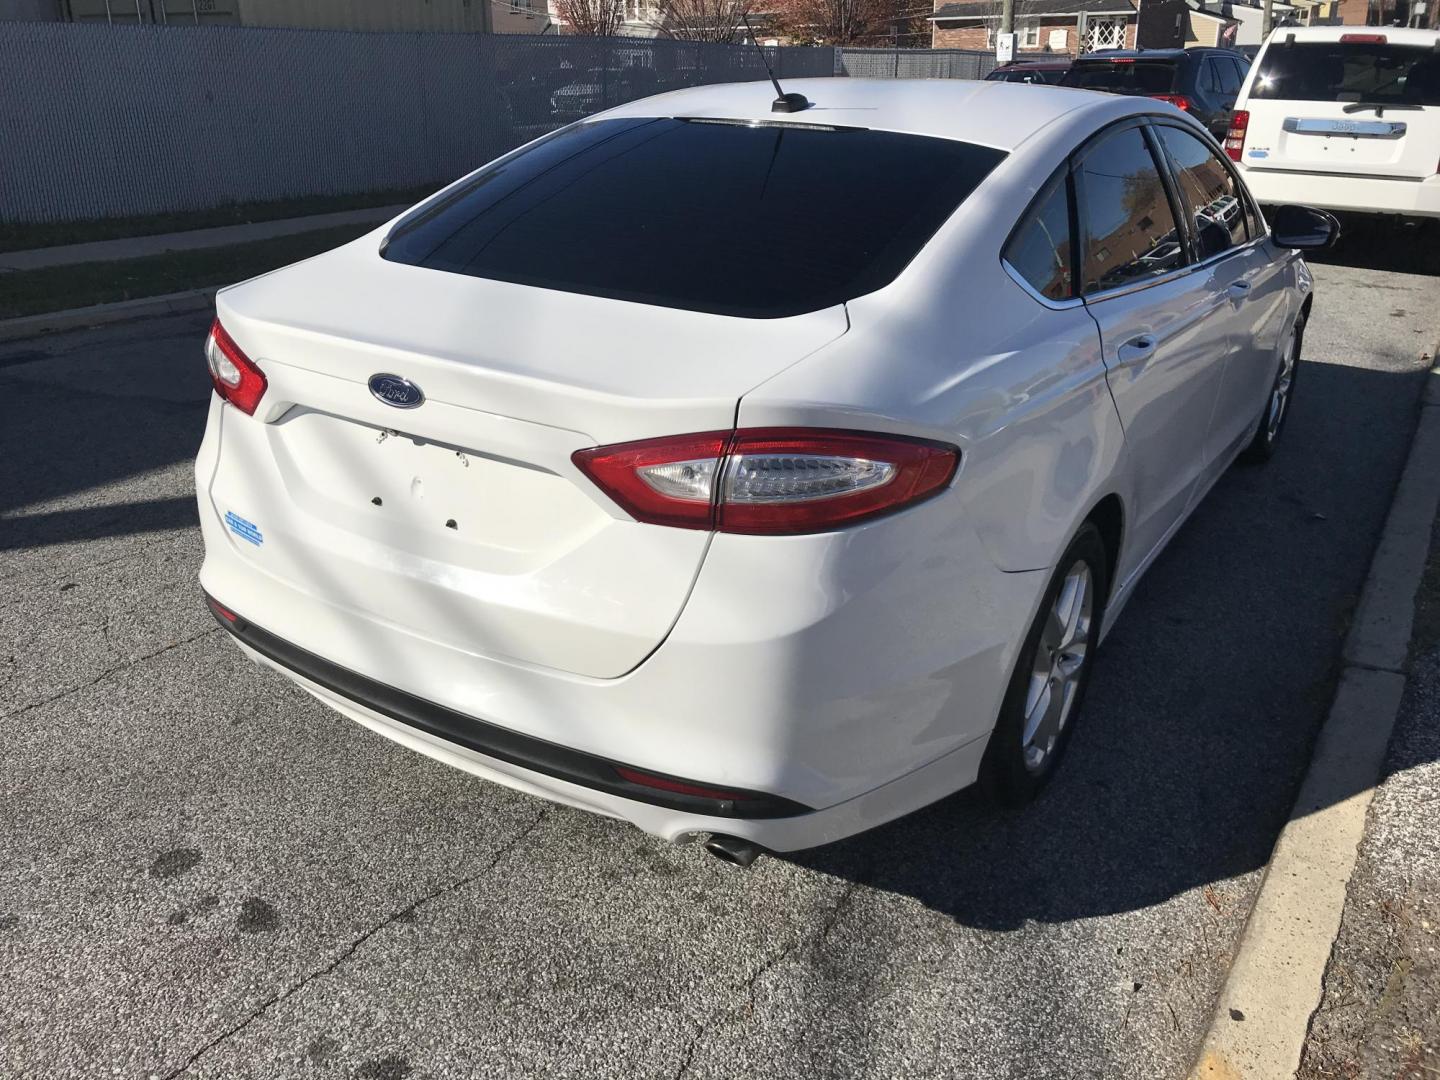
<box><xmin>1076</xmin><ymin>121</ymin><xmax>1232</xmax><ymax>563</ymax></box>
<box><xmin>1193</xmin><ymin>56</ymin><xmax>1230</xmax><ymax>137</ymax></box>
<box><xmin>1202</xmin><ymin>55</ymin><xmax>1247</xmax><ymax>139</ymax></box>
<box><xmin>1240</xmin><ymin>33</ymin><xmax>1440</xmax><ymax>179</ymax></box>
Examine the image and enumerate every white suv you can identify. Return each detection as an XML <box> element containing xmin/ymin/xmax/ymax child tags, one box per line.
<box><xmin>1228</xmin><ymin>26</ymin><xmax>1440</xmax><ymax>220</ymax></box>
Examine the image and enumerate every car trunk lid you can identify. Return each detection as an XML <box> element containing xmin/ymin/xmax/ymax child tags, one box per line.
<box><xmin>208</xmin><ymin>237</ymin><xmax>849</xmax><ymax>678</ymax></box>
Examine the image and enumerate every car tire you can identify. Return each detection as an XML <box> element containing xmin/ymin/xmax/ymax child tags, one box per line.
<box><xmin>1241</xmin><ymin>313</ymin><xmax>1305</xmax><ymax>464</ymax></box>
<box><xmin>981</xmin><ymin>522</ymin><xmax>1110</xmax><ymax>806</ymax></box>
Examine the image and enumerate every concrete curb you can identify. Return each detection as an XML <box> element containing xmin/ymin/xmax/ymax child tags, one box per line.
<box><xmin>0</xmin><ymin>288</ymin><xmax>216</xmax><ymax>344</ymax></box>
<box><xmin>1190</xmin><ymin>362</ymin><xmax>1440</xmax><ymax>1080</ymax></box>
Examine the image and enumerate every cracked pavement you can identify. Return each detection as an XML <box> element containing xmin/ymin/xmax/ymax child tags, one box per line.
<box><xmin>1</xmin><ymin>234</ymin><xmax>1438</xmax><ymax>1079</ymax></box>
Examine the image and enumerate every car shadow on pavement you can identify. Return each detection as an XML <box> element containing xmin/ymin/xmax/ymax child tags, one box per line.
<box><xmin>1305</xmin><ymin>219</ymin><xmax>1440</xmax><ymax>277</ymax></box>
<box><xmin>0</xmin><ymin>496</ymin><xmax>198</xmax><ymax>551</ymax></box>
<box><xmin>783</xmin><ymin>354</ymin><xmax>1433</xmax><ymax>928</ymax></box>
<box><xmin>0</xmin><ymin>266</ymin><xmax>1433</xmax><ymax>933</ymax></box>
<box><xmin>0</xmin><ymin>316</ymin><xmax>210</xmax><ymax>534</ymax></box>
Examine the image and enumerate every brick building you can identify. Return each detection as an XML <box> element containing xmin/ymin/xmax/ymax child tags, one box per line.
<box><xmin>930</xmin><ymin>0</ymin><xmax>1139</xmax><ymax>52</ymax></box>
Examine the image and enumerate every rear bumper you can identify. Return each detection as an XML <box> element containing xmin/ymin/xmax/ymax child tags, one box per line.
<box><xmin>204</xmin><ymin>591</ymin><xmax>808</xmax><ymax>820</ymax></box>
<box><xmin>1240</xmin><ymin>166</ymin><xmax>1440</xmax><ymax>218</ymax></box>
<box><xmin>221</xmin><ymin>621</ymin><xmax>997</xmax><ymax>851</ymax></box>
<box><xmin>196</xmin><ymin>394</ymin><xmax>1048</xmax><ymax>849</ymax></box>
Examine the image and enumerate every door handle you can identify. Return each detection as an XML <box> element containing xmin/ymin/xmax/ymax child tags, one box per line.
<box><xmin>1117</xmin><ymin>334</ymin><xmax>1157</xmax><ymax>365</ymax></box>
<box><xmin>1229</xmin><ymin>280</ymin><xmax>1253</xmax><ymax>299</ymax></box>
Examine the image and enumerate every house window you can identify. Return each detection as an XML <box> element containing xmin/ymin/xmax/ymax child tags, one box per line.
<box><xmin>987</xmin><ymin>22</ymin><xmax>1037</xmax><ymax>47</ymax></box>
<box><xmin>1083</xmin><ymin>17</ymin><xmax>1127</xmax><ymax>51</ymax></box>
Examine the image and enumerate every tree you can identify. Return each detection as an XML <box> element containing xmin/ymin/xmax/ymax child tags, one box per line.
<box><xmin>553</xmin><ymin>0</ymin><xmax>628</xmax><ymax>36</ymax></box>
<box><xmin>652</xmin><ymin>0</ymin><xmax>755</xmax><ymax>42</ymax></box>
<box><xmin>767</xmin><ymin>0</ymin><xmax>924</xmax><ymax>45</ymax></box>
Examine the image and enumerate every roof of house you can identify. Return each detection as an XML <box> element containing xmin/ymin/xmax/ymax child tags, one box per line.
<box><xmin>1187</xmin><ymin>0</ymin><xmax>1295</xmax><ymax>13</ymax></box>
<box><xmin>931</xmin><ymin>0</ymin><xmax>1134</xmax><ymax>19</ymax></box>
<box><xmin>596</xmin><ymin>76</ymin><xmax>1169</xmax><ymax>151</ymax></box>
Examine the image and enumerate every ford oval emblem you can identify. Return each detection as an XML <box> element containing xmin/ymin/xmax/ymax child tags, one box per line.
<box><xmin>369</xmin><ymin>373</ymin><xmax>424</xmax><ymax>409</ymax></box>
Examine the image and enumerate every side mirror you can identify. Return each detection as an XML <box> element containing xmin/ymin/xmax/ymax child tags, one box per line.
<box><xmin>1270</xmin><ymin>204</ymin><xmax>1341</xmax><ymax>251</ymax></box>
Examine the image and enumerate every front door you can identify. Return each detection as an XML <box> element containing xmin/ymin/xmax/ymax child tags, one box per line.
<box><xmin>1152</xmin><ymin>121</ymin><xmax>1291</xmax><ymax>466</ymax></box>
<box><xmin>1074</xmin><ymin>122</ymin><xmax>1233</xmax><ymax>575</ymax></box>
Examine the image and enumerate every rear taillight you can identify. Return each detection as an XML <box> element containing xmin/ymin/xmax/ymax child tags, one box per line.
<box><xmin>1152</xmin><ymin>94</ymin><xmax>1192</xmax><ymax>111</ymax></box>
<box><xmin>573</xmin><ymin>428</ymin><xmax>958</xmax><ymax>536</ymax></box>
<box><xmin>1225</xmin><ymin>109</ymin><xmax>1250</xmax><ymax>162</ymax></box>
<box><xmin>205</xmin><ymin>318</ymin><xmax>267</xmax><ymax>416</ymax></box>
<box><xmin>1340</xmin><ymin>33</ymin><xmax>1386</xmax><ymax>43</ymax></box>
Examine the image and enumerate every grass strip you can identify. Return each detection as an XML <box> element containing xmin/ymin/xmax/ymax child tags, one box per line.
<box><xmin>0</xmin><ymin>186</ymin><xmax>435</xmax><ymax>254</ymax></box>
<box><xmin>0</xmin><ymin>224</ymin><xmax>375</xmax><ymax>320</ymax></box>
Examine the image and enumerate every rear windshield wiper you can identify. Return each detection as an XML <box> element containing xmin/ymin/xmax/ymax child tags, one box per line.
<box><xmin>1341</xmin><ymin>101</ymin><xmax>1424</xmax><ymax>114</ymax></box>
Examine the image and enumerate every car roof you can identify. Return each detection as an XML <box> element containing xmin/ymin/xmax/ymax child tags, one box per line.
<box><xmin>1077</xmin><ymin>47</ymin><xmax>1242</xmax><ymax>60</ymax></box>
<box><xmin>995</xmin><ymin>58</ymin><xmax>1071</xmax><ymax>68</ymax></box>
<box><xmin>595</xmin><ymin>77</ymin><xmax>1146</xmax><ymax>152</ymax></box>
<box><xmin>1079</xmin><ymin>48</ymin><xmax>1187</xmax><ymax>59</ymax></box>
<box><xmin>1260</xmin><ymin>25</ymin><xmax>1440</xmax><ymax>45</ymax></box>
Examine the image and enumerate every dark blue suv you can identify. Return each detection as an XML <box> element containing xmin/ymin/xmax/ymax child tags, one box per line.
<box><xmin>1059</xmin><ymin>48</ymin><xmax>1251</xmax><ymax>140</ymax></box>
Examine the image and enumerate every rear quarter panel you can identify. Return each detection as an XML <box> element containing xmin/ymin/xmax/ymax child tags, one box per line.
<box><xmin>738</xmin><ymin>100</ymin><xmax>1137</xmax><ymax>578</ymax></box>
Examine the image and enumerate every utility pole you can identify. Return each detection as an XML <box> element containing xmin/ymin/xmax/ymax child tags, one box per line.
<box><xmin>1001</xmin><ymin>0</ymin><xmax>1015</xmax><ymax>34</ymax></box>
<box><xmin>1261</xmin><ymin>0</ymin><xmax>1273</xmax><ymax>40</ymax></box>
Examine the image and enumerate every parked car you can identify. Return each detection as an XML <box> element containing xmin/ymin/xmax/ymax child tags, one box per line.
<box><xmin>985</xmin><ymin>59</ymin><xmax>1072</xmax><ymax>84</ymax></box>
<box><xmin>197</xmin><ymin>78</ymin><xmax>1333</xmax><ymax>865</ymax></box>
<box><xmin>550</xmin><ymin>63</ymin><xmax>659</xmax><ymax>122</ymax></box>
<box><xmin>1060</xmin><ymin>47</ymin><xmax>1251</xmax><ymax>140</ymax></box>
<box><xmin>1227</xmin><ymin>26</ymin><xmax>1440</xmax><ymax>222</ymax></box>
<box><xmin>500</xmin><ymin>67</ymin><xmax>576</xmax><ymax>128</ymax></box>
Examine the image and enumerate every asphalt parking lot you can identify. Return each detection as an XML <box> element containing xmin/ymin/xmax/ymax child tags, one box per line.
<box><xmin>2</xmin><ymin>234</ymin><xmax>1438</xmax><ymax>1080</ymax></box>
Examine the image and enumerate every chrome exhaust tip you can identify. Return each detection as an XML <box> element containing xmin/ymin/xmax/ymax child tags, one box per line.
<box><xmin>704</xmin><ymin>834</ymin><xmax>764</xmax><ymax>869</ymax></box>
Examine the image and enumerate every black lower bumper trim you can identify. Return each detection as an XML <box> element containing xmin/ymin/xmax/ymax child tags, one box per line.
<box><xmin>203</xmin><ymin>592</ymin><xmax>810</xmax><ymax>820</ymax></box>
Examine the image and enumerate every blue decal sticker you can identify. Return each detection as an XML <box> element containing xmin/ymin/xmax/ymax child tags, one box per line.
<box><xmin>225</xmin><ymin>511</ymin><xmax>264</xmax><ymax>546</ymax></box>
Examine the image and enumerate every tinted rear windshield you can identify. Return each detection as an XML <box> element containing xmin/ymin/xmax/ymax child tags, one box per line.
<box><xmin>381</xmin><ymin>117</ymin><xmax>1006</xmax><ymax>318</ymax></box>
<box><xmin>1061</xmin><ymin>59</ymin><xmax>1178</xmax><ymax>94</ymax></box>
<box><xmin>1251</xmin><ymin>41</ymin><xmax>1440</xmax><ymax>105</ymax></box>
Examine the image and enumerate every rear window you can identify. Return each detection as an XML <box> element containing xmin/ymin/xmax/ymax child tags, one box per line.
<box><xmin>1251</xmin><ymin>40</ymin><xmax>1440</xmax><ymax>105</ymax></box>
<box><xmin>988</xmin><ymin>66</ymin><xmax>1066</xmax><ymax>84</ymax></box>
<box><xmin>381</xmin><ymin>117</ymin><xmax>1006</xmax><ymax>318</ymax></box>
<box><xmin>1061</xmin><ymin>59</ymin><xmax>1179</xmax><ymax>95</ymax></box>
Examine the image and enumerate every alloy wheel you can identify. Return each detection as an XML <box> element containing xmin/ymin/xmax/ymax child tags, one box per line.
<box><xmin>1266</xmin><ymin>332</ymin><xmax>1298</xmax><ymax>441</ymax></box>
<box><xmin>1021</xmin><ymin>562</ymin><xmax>1094</xmax><ymax>773</ymax></box>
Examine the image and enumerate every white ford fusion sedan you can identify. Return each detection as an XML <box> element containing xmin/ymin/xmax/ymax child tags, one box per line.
<box><xmin>196</xmin><ymin>78</ymin><xmax>1334</xmax><ymax>865</ymax></box>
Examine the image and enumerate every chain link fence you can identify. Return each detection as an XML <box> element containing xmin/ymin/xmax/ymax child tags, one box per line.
<box><xmin>0</xmin><ymin>22</ymin><xmax>836</xmax><ymax>224</ymax></box>
<box><xmin>837</xmin><ymin>47</ymin><xmax>997</xmax><ymax>80</ymax></box>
